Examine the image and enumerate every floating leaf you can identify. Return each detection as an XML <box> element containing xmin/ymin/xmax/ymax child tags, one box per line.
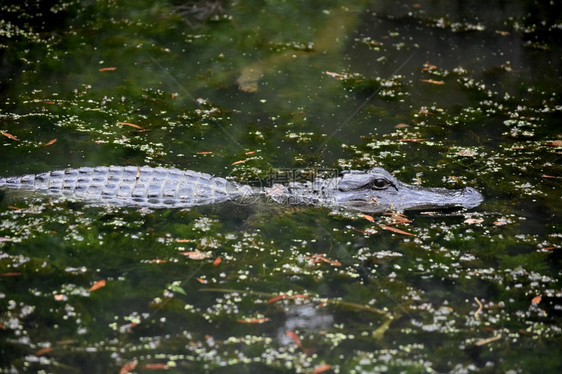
<box><xmin>196</xmin><ymin>151</ymin><xmax>213</xmax><ymax>155</ymax></box>
<box><xmin>231</xmin><ymin>159</ymin><xmax>247</xmax><ymax>165</ymax></box>
<box><xmin>531</xmin><ymin>295</ymin><xmax>542</xmax><ymax>304</ymax></box>
<box><xmin>99</xmin><ymin>67</ymin><xmax>117</xmax><ymax>71</ymax></box>
<box><xmin>89</xmin><ymin>279</ymin><xmax>106</xmax><ymax>292</ymax></box>
<box><xmin>212</xmin><ymin>256</ymin><xmax>222</xmax><ymax>266</ymax></box>
<box><xmin>43</xmin><ymin>138</ymin><xmax>57</xmax><ymax>146</ymax></box>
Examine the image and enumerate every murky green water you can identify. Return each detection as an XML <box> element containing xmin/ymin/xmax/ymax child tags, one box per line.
<box><xmin>1</xmin><ymin>1</ymin><xmax>561</xmax><ymax>373</ymax></box>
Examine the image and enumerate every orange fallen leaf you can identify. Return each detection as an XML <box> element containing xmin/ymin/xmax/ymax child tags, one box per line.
<box><xmin>363</xmin><ymin>214</ymin><xmax>375</xmax><ymax>222</ymax></box>
<box><xmin>495</xmin><ymin>30</ymin><xmax>510</xmax><ymax>36</ymax></box>
<box><xmin>141</xmin><ymin>363</ymin><xmax>169</xmax><ymax>370</ymax></box>
<box><xmin>231</xmin><ymin>159</ymin><xmax>247</xmax><ymax>165</ymax></box>
<box><xmin>246</xmin><ymin>151</ymin><xmax>255</xmax><ymax>155</ymax></box>
<box><xmin>493</xmin><ymin>221</ymin><xmax>507</xmax><ymax>226</ymax></box>
<box><xmin>212</xmin><ymin>256</ymin><xmax>222</xmax><ymax>266</ymax></box>
<box><xmin>176</xmin><ymin>239</ymin><xmax>192</xmax><ymax>243</ymax></box>
<box><xmin>531</xmin><ymin>295</ymin><xmax>542</xmax><ymax>304</ymax></box>
<box><xmin>180</xmin><ymin>251</ymin><xmax>209</xmax><ymax>260</ymax></box>
<box><xmin>43</xmin><ymin>138</ymin><xmax>57</xmax><ymax>146</ymax></box>
<box><xmin>118</xmin><ymin>121</ymin><xmax>144</xmax><ymax>129</ymax></box>
<box><xmin>543</xmin><ymin>246</ymin><xmax>556</xmax><ymax>251</ymax></box>
<box><xmin>395</xmin><ymin>123</ymin><xmax>409</xmax><ymax>128</ymax></box>
<box><xmin>89</xmin><ymin>279</ymin><xmax>106</xmax><ymax>292</ymax></box>
<box><xmin>541</xmin><ymin>174</ymin><xmax>558</xmax><ymax>179</ymax></box>
<box><xmin>7</xmin><ymin>206</ymin><xmax>21</xmax><ymax>210</ymax></box>
<box><xmin>312</xmin><ymin>364</ymin><xmax>332</xmax><ymax>374</ymax></box>
<box><xmin>379</xmin><ymin>224</ymin><xmax>414</xmax><ymax>236</ymax></box>
<box><xmin>149</xmin><ymin>259</ymin><xmax>166</xmax><ymax>264</ymax></box>
<box><xmin>54</xmin><ymin>294</ymin><xmax>66</xmax><ymax>301</ymax></box>
<box><xmin>119</xmin><ymin>361</ymin><xmax>137</xmax><ymax>374</ymax></box>
<box><xmin>196</xmin><ymin>277</ymin><xmax>207</xmax><ymax>284</ymax></box>
<box><xmin>237</xmin><ymin>317</ymin><xmax>270</xmax><ymax>324</ymax></box>
<box><xmin>399</xmin><ymin>138</ymin><xmax>425</xmax><ymax>142</ymax></box>
<box><xmin>36</xmin><ymin>347</ymin><xmax>53</xmax><ymax>356</ymax></box>
<box><xmin>99</xmin><ymin>67</ymin><xmax>117</xmax><ymax>72</ymax></box>
<box><xmin>196</xmin><ymin>151</ymin><xmax>213</xmax><ymax>155</ymax></box>
<box><xmin>267</xmin><ymin>294</ymin><xmax>287</xmax><ymax>304</ymax></box>
<box><xmin>285</xmin><ymin>330</ymin><xmax>302</xmax><ymax>347</ymax></box>
<box><xmin>1</xmin><ymin>131</ymin><xmax>19</xmax><ymax>141</ymax></box>
<box><xmin>421</xmin><ymin>79</ymin><xmax>445</xmax><ymax>85</ymax></box>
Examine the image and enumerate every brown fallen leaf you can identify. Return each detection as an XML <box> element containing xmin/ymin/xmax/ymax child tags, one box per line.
<box><xmin>399</xmin><ymin>138</ymin><xmax>426</xmax><ymax>142</ymax></box>
<box><xmin>196</xmin><ymin>151</ymin><xmax>212</xmax><ymax>155</ymax></box>
<box><xmin>43</xmin><ymin>138</ymin><xmax>57</xmax><ymax>146</ymax></box>
<box><xmin>99</xmin><ymin>67</ymin><xmax>117</xmax><ymax>72</ymax></box>
<box><xmin>395</xmin><ymin>123</ymin><xmax>409</xmax><ymax>128</ymax></box>
<box><xmin>231</xmin><ymin>159</ymin><xmax>247</xmax><ymax>165</ymax></box>
<box><xmin>89</xmin><ymin>279</ymin><xmax>106</xmax><ymax>292</ymax></box>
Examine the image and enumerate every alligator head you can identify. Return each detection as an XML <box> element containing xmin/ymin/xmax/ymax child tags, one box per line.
<box><xmin>333</xmin><ymin>167</ymin><xmax>483</xmax><ymax>213</ymax></box>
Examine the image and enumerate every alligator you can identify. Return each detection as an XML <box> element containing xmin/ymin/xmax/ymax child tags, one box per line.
<box><xmin>0</xmin><ymin>166</ymin><xmax>483</xmax><ymax>213</ymax></box>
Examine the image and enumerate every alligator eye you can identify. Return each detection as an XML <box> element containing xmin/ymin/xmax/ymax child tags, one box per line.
<box><xmin>370</xmin><ymin>178</ymin><xmax>390</xmax><ymax>189</ymax></box>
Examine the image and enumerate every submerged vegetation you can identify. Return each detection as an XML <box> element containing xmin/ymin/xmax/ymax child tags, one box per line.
<box><xmin>0</xmin><ymin>0</ymin><xmax>561</xmax><ymax>372</ymax></box>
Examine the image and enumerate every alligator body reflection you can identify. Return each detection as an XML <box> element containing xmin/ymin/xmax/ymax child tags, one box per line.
<box><xmin>0</xmin><ymin>166</ymin><xmax>483</xmax><ymax>213</ymax></box>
